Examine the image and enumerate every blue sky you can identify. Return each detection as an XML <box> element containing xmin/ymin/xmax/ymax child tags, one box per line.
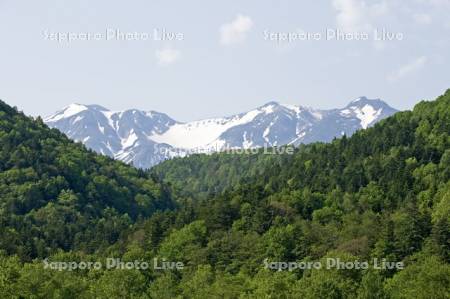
<box><xmin>0</xmin><ymin>0</ymin><xmax>449</xmax><ymax>121</ymax></box>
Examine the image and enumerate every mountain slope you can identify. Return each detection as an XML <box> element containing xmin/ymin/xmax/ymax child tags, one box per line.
<box><xmin>45</xmin><ymin>97</ymin><xmax>398</xmax><ymax>168</ymax></box>
<box><xmin>0</xmin><ymin>100</ymin><xmax>173</xmax><ymax>259</ymax></box>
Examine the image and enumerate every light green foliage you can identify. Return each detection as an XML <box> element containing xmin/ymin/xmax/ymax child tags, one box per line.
<box><xmin>0</xmin><ymin>89</ymin><xmax>449</xmax><ymax>297</ymax></box>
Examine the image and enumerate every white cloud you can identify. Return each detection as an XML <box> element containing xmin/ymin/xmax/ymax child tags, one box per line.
<box><xmin>220</xmin><ymin>14</ymin><xmax>253</xmax><ymax>45</ymax></box>
<box><xmin>155</xmin><ymin>48</ymin><xmax>181</xmax><ymax>66</ymax></box>
<box><xmin>332</xmin><ymin>0</ymin><xmax>388</xmax><ymax>32</ymax></box>
<box><xmin>387</xmin><ymin>56</ymin><xmax>427</xmax><ymax>82</ymax></box>
<box><xmin>333</xmin><ymin>0</ymin><xmax>369</xmax><ymax>31</ymax></box>
<box><xmin>413</xmin><ymin>13</ymin><xmax>432</xmax><ymax>24</ymax></box>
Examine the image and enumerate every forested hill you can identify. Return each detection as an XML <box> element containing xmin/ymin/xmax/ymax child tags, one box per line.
<box><xmin>153</xmin><ymin>89</ymin><xmax>449</xmax><ymax>202</ymax></box>
<box><xmin>140</xmin><ymin>90</ymin><xmax>448</xmax><ymax>297</ymax></box>
<box><xmin>1</xmin><ymin>90</ymin><xmax>449</xmax><ymax>298</ymax></box>
<box><xmin>0</xmin><ymin>101</ymin><xmax>173</xmax><ymax>260</ymax></box>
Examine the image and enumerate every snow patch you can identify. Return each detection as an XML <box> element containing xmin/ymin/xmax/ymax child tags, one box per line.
<box><xmin>260</xmin><ymin>105</ymin><xmax>275</xmax><ymax>114</ymax></box>
<box><xmin>73</xmin><ymin>116</ymin><xmax>84</xmax><ymax>124</ymax></box>
<box><xmin>280</xmin><ymin>103</ymin><xmax>302</xmax><ymax>114</ymax></box>
<box><xmin>340</xmin><ymin>109</ymin><xmax>351</xmax><ymax>116</ymax></box>
<box><xmin>150</xmin><ymin>109</ymin><xmax>262</xmax><ymax>149</ymax></box>
<box><xmin>351</xmin><ymin>105</ymin><xmax>382</xmax><ymax>129</ymax></box>
<box><xmin>263</xmin><ymin>120</ymin><xmax>276</xmax><ymax>143</ymax></box>
<box><xmin>242</xmin><ymin>131</ymin><xmax>253</xmax><ymax>148</ymax></box>
<box><xmin>310</xmin><ymin>109</ymin><xmax>323</xmax><ymax>120</ymax></box>
<box><xmin>98</xmin><ymin>123</ymin><xmax>105</xmax><ymax>134</ymax></box>
<box><xmin>122</xmin><ymin>130</ymin><xmax>138</xmax><ymax>148</ymax></box>
<box><xmin>45</xmin><ymin>104</ymin><xmax>87</xmax><ymax>122</ymax></box>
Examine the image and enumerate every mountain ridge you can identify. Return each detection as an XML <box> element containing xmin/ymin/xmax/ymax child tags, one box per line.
<box><xmin>45</xmin><ymin>97</ymin><xmax>398</xmax><ymax>168</ymax></box>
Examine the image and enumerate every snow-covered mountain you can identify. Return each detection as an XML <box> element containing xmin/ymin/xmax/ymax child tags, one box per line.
<box><xmin>44</xmin><ymin>97</ymin><xmax>398</xmax><ymax>168</ymax></box>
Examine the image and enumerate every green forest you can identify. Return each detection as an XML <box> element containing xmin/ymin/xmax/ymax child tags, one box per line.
<box><xmin>0</xmin><ymin>90</ymin><xmax>449</xmax><ymax>298</ymax></box>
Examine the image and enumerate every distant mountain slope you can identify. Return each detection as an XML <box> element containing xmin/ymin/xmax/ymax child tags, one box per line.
<box><xmin>45</xmin><ymin>97</ymin><xmax>397</xmax><ymax>168</ymax></box>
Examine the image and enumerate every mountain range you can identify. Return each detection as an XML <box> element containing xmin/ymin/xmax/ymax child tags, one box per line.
<box><xmin>44</xmin><ymin>97</ymin><xmax>398</xmax><ymax>168</ymax></box>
